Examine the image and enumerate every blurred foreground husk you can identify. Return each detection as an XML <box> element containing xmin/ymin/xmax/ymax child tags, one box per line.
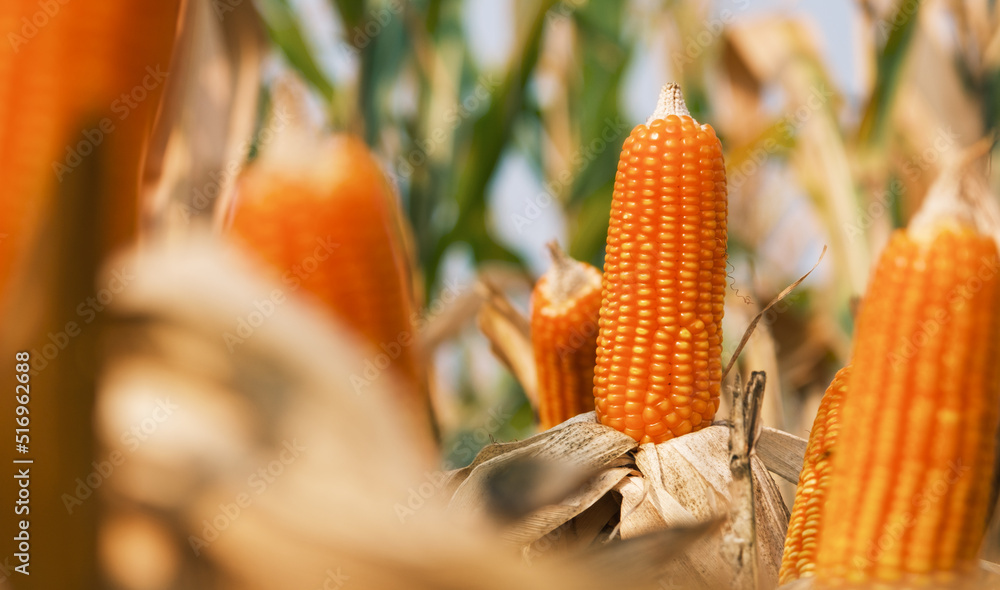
<box><xmin>93</xmin><ymin>237</ymin><xmax>783</xmax><ymax>590</ymax></box>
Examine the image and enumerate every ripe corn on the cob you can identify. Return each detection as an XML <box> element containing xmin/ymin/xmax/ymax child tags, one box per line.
<box><xmin>0</xmin><ymin>0</ymin><xmax>180</xmax><ymax>297</ymax></box>
<box><xmin>230</xmin><ymin>134</ymin><xmax>424</xmax><ymax>400</ymax></box>
<box><xmin>778</xmin><ymin>365</ymin><xmax>850</xmax><ymax>585</ymax></box>
<box><xmin>816</xmin><ymin>224</ymin><xmax>1000</xmax><ymax>585</ymax></box>
<box><xmin>594</xmin><ymin>83</ymin><xmax>727</xmax><ymax>444</ymax></box>
<box><xmin>531</xmin><ymin>242</ymin><xmax>602</xmax><ymax>430</ymax></box>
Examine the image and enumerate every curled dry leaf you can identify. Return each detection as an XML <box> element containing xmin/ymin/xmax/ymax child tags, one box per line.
<box><xmin>447</xmin><ymin>418</ymin><xmax>636</xmax><ymax>534</ymax></box>
<box><xmin>144</xmin><ymin>0</ymin><xmax>265</xmax><ymax>237</ymax></box>
<box><xmin>476</xmin><ymin>281</ymin><xmax>538</xmax><ymax>408</ymax></box>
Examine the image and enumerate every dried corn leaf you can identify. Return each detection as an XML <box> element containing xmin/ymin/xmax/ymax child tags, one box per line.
<box><xmin>502</xmin><ymin>466</ymin><xmax>632</xmax><ymax>545</ymax></box>
<box><xmin>727</xmin><ymin>372</ymin><xmax>765</xmax><ymax>590</ymax></box>
<box><xmin>146</xmin><ymin>0</ymin><xmax>264</xmax><ymax>237</ymax></box>
<box><xmin>622</xmin><ymin>426</ymin><xmax>788</xmax><ymax>589</ymax></box>
<box><xmin>547</xmin><ymin>493</ymin><xmax>620</xmax><ymax>552</ymax></box>
<box><xmin>421</xmin><ymin>264</ymin><xmax>530</xmax><ymax>355</ymax></box>
<box><xmin>556</xmin><ymin>520</ymin><xmax>727</xmax><ymax>588</ymax></box>
<box><xmin>442</xmin><ymin>411</ymin><xmax>607</xmax><ymax>496</ymax></box>
<box><xmin>476</xmin><ymin>281</ymin><xmax>538</xmax><ymax>407</ymax></box>
<box><xmin>445</xmin><ymin>407</ymin><xmax>790</xmax><ymax>590</ymax></box>
<box><xmin>448</xmin><ymin>420</ymin><xmax>637</xmax><ymax>519</ymax></box>
<box><xmin>757</xmin><ymin>426</ymin><xmax>808</xmax><ymax>484</ymax></box>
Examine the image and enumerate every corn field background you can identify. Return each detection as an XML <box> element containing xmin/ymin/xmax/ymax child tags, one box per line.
<box><xmin>1</xmin><ymin>0</ymin><xmax>999</xmax><ymax>588</ymax></box>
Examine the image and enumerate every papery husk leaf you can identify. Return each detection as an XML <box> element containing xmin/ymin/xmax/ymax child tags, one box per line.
<box><xmin>620</xmin><ymin>425</ymin><xmax>787</xmax><ymax>589</ymax></box>
<box><xmin>448</xmin><ymin>420</ymin><xmax>637</xmax><ymax>519</ymax></box>
<box><xmin>442</xmin><ymin>412</ymin><xmax>619</xmax><ymax>497</ymax></box>
<box><xmin>757</xmin><ymin>426</ymin><xmax>808</xmax><ymax>484</ymax></box>
<box><xmin>562</xmin><ymin>520</ymin><xmax>727</xmax><ymax>587</ymax></box>
<box><xmin>502</xmin><ymin>466</ymin><xmax>632</xmax><ymax>545</ymax></box>
<box><xmin>467</xmin><ymin>416</ymin><xmax>792</xmax><ymax>590</ymax></box>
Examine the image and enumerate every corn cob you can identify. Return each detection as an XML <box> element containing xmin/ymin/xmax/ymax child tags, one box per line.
<box><xmin>531</xmin><ymin>242</ymin><xmax>602</xmax><ymax>430</ymax></box>
<box><xmin>0</xmin><ymin>0</ymin><xmax>180</xmax><ymax>299</ymax></box>
<box><xmin>778</xmin><ymin>365</ymin><xmax>850</xmax><ymax>585</ymax></box>
<box><xmin>816</xmin><ymin>224</ymin><xmax>1000</xmax><ymax>585</ymax></box>
<box><xmin>594</xmin><ymin>83</ymin><xmax>727</xmax><ymax>444</ymax></box>
<box><xmin>230</xmin><ymin>134</ymin><xmax>424</xmax><ymax>400</ymax></box>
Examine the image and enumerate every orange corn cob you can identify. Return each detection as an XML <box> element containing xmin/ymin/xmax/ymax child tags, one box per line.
<box><xmin>230</xmin><ymin>134</ymin><xmax>424</xmax><ymax>401</ymax></box>
<box><xmin>816</xmin><ymin>225</ymin><xmax>1000</xmax><ymax>585</ymax></box>
<box><xmin>531</xmin><ymin>242</ymin><xmax>602</xmax><ymax>430</ymax></box>
<box><xmin>0</xmin><ymin>0</ymin><xmax>180</xmax><ymax>299</ymax></box>
<box><xmin>594</xmin><ymin>83</ymin><xmax>727</xmax><ymax>444</ymax></box>
<box><xmin>779</xmin><ymin>365</ymin><xmax>850</xmax><ymax>585</ymax></box>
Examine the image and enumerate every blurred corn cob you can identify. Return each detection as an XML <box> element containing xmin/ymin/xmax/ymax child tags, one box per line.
<box><xmin>594</xmin><ymin>83</ymin><xmax>727</xmax><ymax>444</ymax></box>
<box><xmin>816</xmin><ymin>155</ymin><xmax>1000</xmax><ymax>586</ymax></box>
<box><xmin>0</xmin><ymin>0</ymin><xmax>180</xmax><ymax>298</ymax></box>
<box><xmin>531</xmin><ymin>242</ymin><xmax>601</xmax><ymax>430</ymax></box>
<box><xmin>0</xmin><ymin>2</ymin><xmax>181</xmax><ymax>587</ymax></box>
<box><xmin>229</xmin><ymin>120</ymin><xmax>426</xmax><ymax>412</ymax></box>
<box><xmin>778</xmin><ymin>365</ymin><xmax>849</xmax><ymax>584</ymax></box>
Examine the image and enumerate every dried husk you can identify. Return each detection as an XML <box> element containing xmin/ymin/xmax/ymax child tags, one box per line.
<box><xmin>476</xmin><ymin>280</ymin><xmax>538</xmax><ymax>408</ymax></box>
<box><xmin>446</xmin><ymin>410</ymin><xmax>792</xmax><ymax>590</ymax></box>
